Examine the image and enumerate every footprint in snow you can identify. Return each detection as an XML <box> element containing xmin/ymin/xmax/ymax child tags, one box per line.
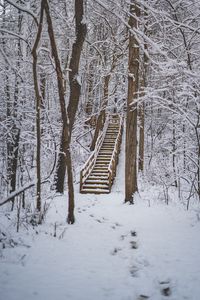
<box><xmin>115</xmin><ymin>222</ymin><xmax>122</xmax><ymax>227</ymax></box>
<box><xmin>137</xmin><ymin>295</ymin><xmax>149</xmax><ymax>300</ymax></box>
<box><xmin>111</xmin><ymin>247</ymin><xmax>122</xmax><ymax>255</ymax></box>
<box><xmin>159</xmin><ymin>280</ymin><xmax>172</xmax><ymax>297</ymax></box>
<box><xmin>96</xmin><ymin>219</ymin><xmax>104</xmax><ymax>223</ymax></box>
<box><xmin>130</xmin><ymin>240</ymin><xmax>138</xmax><ymax>249</ymax></box>
<box><xmin>120</xmin><ymin>234</ymin><xmax>127</xmax><ymax>240</ymax></box>
<box><xmin>130</xmin><ymin>230</ymin><xmax>137</xmax><ymax>237</ymax></box>
<box><xmin>129</xmin><ymin>265</ymin><xmax>139</xmax><ymax>277</ymax></box>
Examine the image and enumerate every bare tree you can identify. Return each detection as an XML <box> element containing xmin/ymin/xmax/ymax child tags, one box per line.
<box><xmin>54</xmin><ymin>0</ymin><xmax>87</xmax><ymax>223</ymax></box>
<box><xmin>125</xmin><ymin>2</ymin><xmax>140</xmax><ymax>203</ymax></box>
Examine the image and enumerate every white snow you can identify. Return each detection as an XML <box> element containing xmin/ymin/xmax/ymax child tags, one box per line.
<box><xmin>1</xmin><ymin>138</ymin><xmax>200</xmax><ymax>300</ymax></box>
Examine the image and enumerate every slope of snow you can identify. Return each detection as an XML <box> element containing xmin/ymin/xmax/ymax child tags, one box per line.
<box><xmin>1</xmin><ymin>140</ymin><xmax>200</xmax><ymax>300</ymax></box>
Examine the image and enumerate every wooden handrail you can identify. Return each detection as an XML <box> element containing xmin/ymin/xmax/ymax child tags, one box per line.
<box><xmin>108</xmin><ymin>115</ymin><xmax>124</xmax><ymax>191</ymax></box>
<box><xmin>80</xmin><ymin>115</ymin><xmax>109</xmax><ymax>191</ymax></box>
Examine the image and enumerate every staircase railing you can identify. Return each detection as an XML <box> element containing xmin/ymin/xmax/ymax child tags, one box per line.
<box><xmin>80</xmin><ymin>115</ymin><xmax>109</xmax><ymax>192</ymax></box>
<box><xmin>108</xmin><ymin>115</ymin><xmax>124</xmax><ymax>191</ymax></box>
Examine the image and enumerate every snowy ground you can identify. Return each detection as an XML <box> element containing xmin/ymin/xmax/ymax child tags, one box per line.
<box><xmin>1</xmin><ymin>143</ymin><xmax>200</xmax><ymax>300</ymax></box>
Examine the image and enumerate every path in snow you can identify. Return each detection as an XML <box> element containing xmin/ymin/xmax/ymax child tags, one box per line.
<box><xmin>1</xmin><ymin>189</ymin><xmax>200</xmax><ymax>300</ymax></box>
<box><xmin>1</xmin><ymin>141</ymin><xmax>200</xmax><ymax>300</ymax></box>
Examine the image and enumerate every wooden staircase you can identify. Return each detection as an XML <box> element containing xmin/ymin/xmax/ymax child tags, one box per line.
<box><xmin>80</xmin><ymin>114</ymin><xmax>123</xmax><ymax>194</ymax></box>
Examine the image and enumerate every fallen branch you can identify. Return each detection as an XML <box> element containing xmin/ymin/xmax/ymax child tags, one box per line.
<box><xmin>0</xmin><ymin>180</ymin><xmax>49</xmax><ymax>207</ymax></box>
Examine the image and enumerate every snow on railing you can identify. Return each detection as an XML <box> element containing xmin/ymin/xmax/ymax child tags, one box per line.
<box><xmin>108</xmin><ymin>115</ymin><xmax>124</xmax><ymax>191</ymax></box>
<box><xmin>80</xmin><ymin>115</ymin><xmax>109</xmax><ymax>192</ymax></box>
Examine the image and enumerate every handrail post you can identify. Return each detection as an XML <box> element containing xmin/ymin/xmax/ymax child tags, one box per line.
<box><xmin>80</xmin><ymin>170</ymin><xmax>83</xmax><ymax>193</ymax></box>
<box><xmin>108</xmin><ymin>170</ymin><xmax>112</xmax><ymax>191</ymax></box>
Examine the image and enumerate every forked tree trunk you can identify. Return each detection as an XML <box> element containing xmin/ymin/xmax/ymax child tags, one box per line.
<box><xmin>52</xmin><ymin>0</ymin><xmax>86</xmax><ymax>223</ymax></box>
<box><xmin>125</xmin><ymin>2</ymin><xmax>140</xmax><ymax>203</ymax></box>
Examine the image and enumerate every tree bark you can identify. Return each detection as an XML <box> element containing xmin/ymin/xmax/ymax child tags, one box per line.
<box><xmin>125</xmin><ymin>2</ymin><xmax>140</xmax><ymax>203</ymax></box>
<box><xmin>90</xmin><ymin>74</ymin><xmax>110</xmax><ymax>151</ymax></box>
<box><xmin>3</xmin><ymin>2</ymin><xmax>22</xmax><ymax>209</ymax></box>
<box><xmin>138</xmin><ymin>102</ymin><xmax>144</xmax><ymax>172</ymax></box>
<box><xmin>138</xmin><ymin>41</ymin><xmax>148</xmax><ymax>172</ymax></box>
<box><xmin>51</xmin><ymin>0</ymin><xmax>86</xmax><ymax>223</ymax></box>
<box><xmin>32</xmin><ymin>2</ymin><xmax>44</xmax><ymax>212</ymax></box>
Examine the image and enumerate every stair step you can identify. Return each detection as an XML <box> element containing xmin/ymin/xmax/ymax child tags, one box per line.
<box><xmin>98</xmin><ymin>152</ymin><xmax>112</xmax><ymax>155</ymax></box>
<box><xmin>97</xmin><ymin>159</ymin><xmax>111</xmax><ymax>161</ymax></box>
<box><xmin>102</xmin><ymin>142</ymin><xmax>115</xmax><ymax>144</ymax></box>
<box><xmin>89</xmin><ymin>175</ymin><xmax>108</xmax><ymax>180</ymax></box>
<box><xmin>96</xmin><ymin>160</ymin><xmax>110</xmax><ymax>163</ymax></box>
<box><xmin>86</xmin><ymin>178</ymin><xmax>108</xmax><ymax>182</ymax></box>
<box><xmin>99</xmin><ymin>151</ymin><xmax>113</xmax><ymax>154</ymax></box>
<box><xmin>91</xmin><ymin>173</ymin><xmax>108</xmax><ymax>177</ymax></box>
<box><xmin>107</xmin><ymin>128</ymin><xmax>119</xmax><ymax>131</ymax></box>
<box><xmin>96</xmin><ymin>159</ymin><xmax>110</xmax><ymax>161</ymax></box>
<box><xmin>82</xmin><ymin>184</ymin><xmax>109</xmax><ymax>189</ymax></box>
<box><xmin>85</xmin><ymin>180</ymin><xmax>109</xmax><ymax>185</ymax></box>
<box><xmin>93</xmin><ymin>165</ymin><xmax>109</xmax><ymax>168</ymax></box>
<box><xmin>91</xmin><ymin>169</ymin><xmax>108</xmax><ymax>172</ymax></box>
<box><xmin>93</xmin><ymin>164</ymin><xmax>110</xmax><ymax>166</ymax></box>
<box><xmin>95</xmin><ymin>164</ymin><xmax>109</xmax><ymax>167</ymax></box>
<box><xmin>107</xmin><ymin>128</ymin><xmax>119</xmax><ymax>130</ymax></box>
<box><xmin>80</xmin><ymin>188</ymin><xmax>110</xmax><ymax>194</ymax></box>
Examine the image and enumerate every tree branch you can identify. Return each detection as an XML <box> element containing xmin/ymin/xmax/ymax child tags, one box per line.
<box><xmin>5</xmin><ymin>0</ymin><xmax>38</xmax><ymax>26</ymax></box>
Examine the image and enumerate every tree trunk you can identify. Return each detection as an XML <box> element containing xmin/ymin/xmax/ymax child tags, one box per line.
<box><xmin>32</xmin><ymin>2</ymin><xmax>44</xmax><ymax>212</ymax></box>
<box><xmin>138</xmin><ymin>102</ymin><xmax>144</xmax><ymax>172</ymax></box>
<box><xmin>125</xmin><ymin>2</ymin><xmax>140</xmax><ymax>203</ymax></box>
<box><xmin>90</xmin><ymin>74</ymin><xmax>110</xmax><ymax>151</ymax></box>
<box><xmin>138</xmin><ymin>7</ymin><xmax>148</xmax><ymax>173</ymax></box>
<box><xmin>51</xmin><ymin>0</ymin><xmax>86</xmax><ymax>223</ymax></box>
<box><xmin>3</xmin><ymin>3</ymin><xmax>22</xmax><ymax>209</ymax></box>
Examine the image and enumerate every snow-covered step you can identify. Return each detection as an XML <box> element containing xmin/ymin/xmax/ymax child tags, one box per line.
<box><xmin>92</xmin><ymin>169</ymin><xmax>108</xmax><ymax>173</ymax></box>
<box><xmin>93</xmin><ymin>170</ymin><xmax>108</xmax><ymax>174</ymax></box>
<box><xmin>96</xmin><ymin>157</ymin><xmax>110</xmax><ymax>160</ymax></box>
<box><xmin>82</xmin><ymin>185</ymin><xmax>109</xmax><ymax>191</ymax></box>
<box><xmin>80</xmin><ymin>188</ymin><xmax>110</xmax><ymax>194</ymax></box>
<box><xmin>94</xmin><ymin>165</ymin><xmax>109</xmax><ymax>169</ymax></box>
<box><xmin>89</xmin><ymin>176</ymin><xmax>108</xmax><ymax>180</ymax></box>
<box><xmin>85</xmin><ymin>179</ymin><xmax>109</xmax><ymax>184</ymax></box>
